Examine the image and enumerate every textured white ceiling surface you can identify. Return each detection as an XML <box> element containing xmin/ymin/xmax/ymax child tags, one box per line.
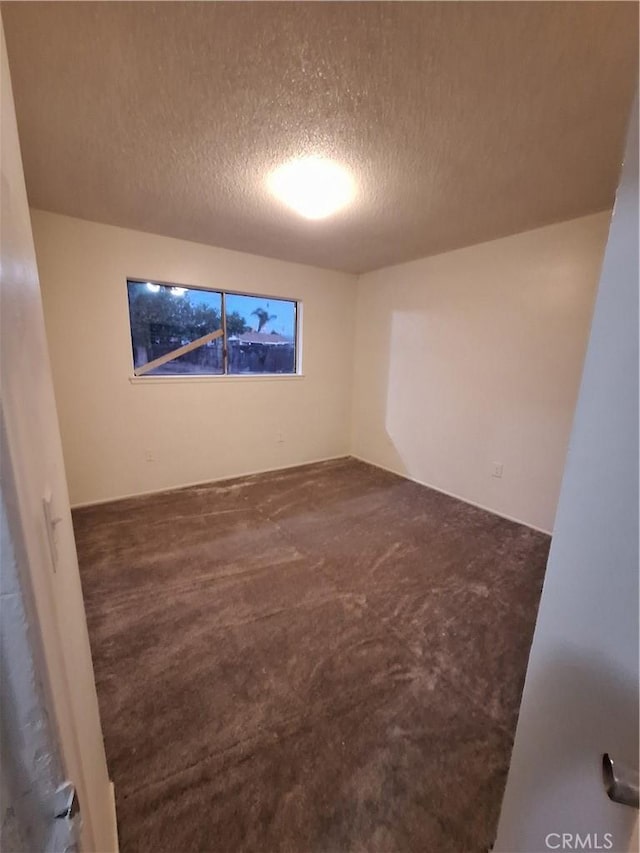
<box><xmin>2</xmin><ymin>1</ymin><xmax>637</xmax><ymax>273</ymax></box>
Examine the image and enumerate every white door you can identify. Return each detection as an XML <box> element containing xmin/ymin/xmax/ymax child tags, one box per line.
<box><xmin>495</xmin><ymin>102</ymin><xmax>638</xmax><ymax>852</ymax></box>
<box><xmin>1</xmin><ymin>473</ymin><xmax>77</xmax><ymax>852</ymax></box>
<box><xmin>1</xmin><ymin>18</ymin><xmax>117</xmax><ymax>852</ymax></box>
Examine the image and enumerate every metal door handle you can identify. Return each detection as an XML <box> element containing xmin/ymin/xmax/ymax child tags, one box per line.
<box><xmin>602</xmin><ymin>754</ymin><xmax>639</xmax><ymax>809</ymax></box>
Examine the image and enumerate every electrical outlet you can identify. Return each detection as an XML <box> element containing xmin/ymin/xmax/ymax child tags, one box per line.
<box><xmin>492</xmin><ymin>462</ymin><xmax>503</xmax><ymax>479</ymax></box>
<box><xmin>276</xmin><ymin>431</ymin><xmax>284</xmax><ymax>444</ymax></box>
<box><xmin>145</xmin><ymin>449</ymin><xmax>155</xmax><ymax>462</ymax></box>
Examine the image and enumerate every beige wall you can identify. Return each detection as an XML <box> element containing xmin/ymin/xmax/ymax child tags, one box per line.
<box><xmin>32</xmin><ymin>211</ymin><xmax>356</xmax><ymax>506</ymax></box>
<box><xmin>34</xmin><ymin>209</ymin><xmax>608</xmax><ymax>531</ymax></box>
<box><xmin>351</xmin><ymin>213</ymin><xmax>610</xmax><ymax>532</ymax></box>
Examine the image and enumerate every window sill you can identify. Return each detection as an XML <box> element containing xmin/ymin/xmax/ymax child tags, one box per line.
<box><xmin>129</xmin><ymin>373</ymin><xmax>305</xmax><ymax>385</ymax></box>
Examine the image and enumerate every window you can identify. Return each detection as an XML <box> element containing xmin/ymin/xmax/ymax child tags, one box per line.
<box><xmin>127</xmin><ymin>280</ymin><xmax>299</xmax><ymax>377</ymax></box>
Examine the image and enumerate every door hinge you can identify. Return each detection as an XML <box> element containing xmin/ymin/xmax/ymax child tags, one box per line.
<box><xmin>53</xmin><ymin>781</ymin><xmax>80</xmax><ymax>820</ymax></box>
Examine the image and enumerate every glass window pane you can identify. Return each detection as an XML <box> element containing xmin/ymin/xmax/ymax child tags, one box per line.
<box><xmin>127</xmin><ymin>281</ymin><xmax>223</xmax><ymax>376</ymax></box>
<box><xmin>225</xmin><ymin>293</ymin><xmax>297</xmax><ymax>375</ymax></box>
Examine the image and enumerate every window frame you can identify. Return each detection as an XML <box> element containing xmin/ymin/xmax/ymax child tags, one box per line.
<box><xmin>126</xmin><ymin>278</ymin><xmax>302</xmax><ymax>380</ymax></box>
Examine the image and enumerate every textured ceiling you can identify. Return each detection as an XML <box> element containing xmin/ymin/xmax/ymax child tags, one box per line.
<box><xmin>2</xmin><ymin>2</ymin><xmax>637</xmax><ymax>274</ymax></box>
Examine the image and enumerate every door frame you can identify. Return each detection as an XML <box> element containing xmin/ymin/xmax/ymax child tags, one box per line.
<box><xmin>1</xmin><ymin>17</ymin><xmax>118</xmax><ymax>852</ymax></box>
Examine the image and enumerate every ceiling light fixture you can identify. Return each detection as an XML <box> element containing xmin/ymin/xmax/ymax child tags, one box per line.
<box><xmin>267</xmin><ymin>156</ymin><xmax>355</xmax><ymax>220</ymax></box>
<box><xmin>146</xmin><ymin>282</ymin><xmax>160</xmax><ymax>292</ymax></box>
<box><xmin>170</xmin><ymin>287</ymin><xmax>186</xmax><ymax>297</ymax></box>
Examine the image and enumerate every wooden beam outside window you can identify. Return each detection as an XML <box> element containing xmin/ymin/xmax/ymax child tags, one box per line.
<box><xmin>134</xmin><ymin>328</ymin><xmax>224</xmax><ymax>376</ymax></box>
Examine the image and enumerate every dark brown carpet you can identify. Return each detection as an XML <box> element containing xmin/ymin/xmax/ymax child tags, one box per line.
<box><xmin>73</xmin><ymin>457</ymin><xmax>550</xmax><ymax>853</ymax></box>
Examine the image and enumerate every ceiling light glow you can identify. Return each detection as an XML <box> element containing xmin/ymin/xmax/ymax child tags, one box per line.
<box><xmin>170</xmin><ymin>287</ymin><xmax>186</xmax><ymax>297</ymax></box>
<box><xmin>146</xmin><ymin>282</ymin><xmax>160</xmax><ymax>292</ymax></box>
<box><xmin>267</xmin><ymin>156</ymin><xmax>355</xmax><ymax>220</ymax></box>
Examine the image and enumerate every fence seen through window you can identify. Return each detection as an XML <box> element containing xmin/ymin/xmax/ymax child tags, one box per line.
<box><xmin>127</xmin><ymin>280</ymin><xmax>298</xmax><ymax>377</ymax></box>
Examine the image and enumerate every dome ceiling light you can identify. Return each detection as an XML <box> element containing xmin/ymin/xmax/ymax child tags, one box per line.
<box><xmin>267</xmin><ymin>156</ymin><xmax>355</xmax><ymax>220</ymax></box>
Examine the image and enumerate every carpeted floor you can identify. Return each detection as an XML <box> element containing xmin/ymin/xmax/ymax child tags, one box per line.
<box><xmin>73</xmin><ymin>457</ymin><xmax>550</xmax><ymax>853</ymax></box>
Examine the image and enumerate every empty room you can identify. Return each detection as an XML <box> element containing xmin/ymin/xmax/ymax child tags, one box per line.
<box><xmin>1</xmin><ymin>3</ymin><xmax>638</xmax><ymax>853</ymax></box>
